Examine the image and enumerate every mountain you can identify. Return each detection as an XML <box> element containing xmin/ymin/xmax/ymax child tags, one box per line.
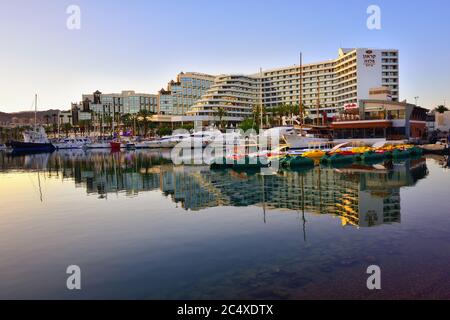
<box><xmin>0</xmin><ymin>109</ymin><xmax>62</xmax><ymax>125</ymax></box>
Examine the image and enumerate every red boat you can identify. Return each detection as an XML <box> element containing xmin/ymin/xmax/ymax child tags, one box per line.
<box><xmin>110</xmin><ymin>141</ymin><xmax>122</xmax><ymax>151</ymax></box>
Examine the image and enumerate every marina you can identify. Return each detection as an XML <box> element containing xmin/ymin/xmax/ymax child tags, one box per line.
<box><xmin>1</xmin><ymin>0</ymin><xmax>450</xmax><ymax>304</ymax></box>
<box><xmin>0</xmin><ymin>149</ymin><xmax>449</xmax><ymax>299</ymax></box>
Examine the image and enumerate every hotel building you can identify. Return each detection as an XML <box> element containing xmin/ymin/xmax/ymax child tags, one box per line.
<box><xmin>183</xmin><ymin>48</ymin><xmax>399</xmax><ymax>125</ymax></box>
<box><xmin>157</xmin><ymin>72</ymin><xmax>216</xmax><ymax>115</ymax></box>
<box><xmin>186</xmin><ymin>74</ymin><xmax>260</xmax><ymax>126</ymax></box>
<box><xmin>262</xmin><ymin>48</ymin><xmax>399</xmax><ymax>118</ymax></box>
<box><xmin>82</xmin><ymin>90</ymin><xmax>159</xmax><ymax>116</ymax></box>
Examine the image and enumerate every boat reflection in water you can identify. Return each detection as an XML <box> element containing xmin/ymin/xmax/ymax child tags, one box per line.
<box><xmin>0</xmin><ymin>149</ymin><xmax>429</xmax><ymax>228</ymax></box>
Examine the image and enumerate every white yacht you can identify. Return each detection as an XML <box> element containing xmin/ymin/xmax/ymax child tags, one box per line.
<box><xmin>53</xmin><ymin>137</ymin><xmax>91</xmax><ymax>149</ymax></box>
<box><xmin>85</xmin><ymin>138</ymin><xmax>112</xmax><ymax>149</ymax></box>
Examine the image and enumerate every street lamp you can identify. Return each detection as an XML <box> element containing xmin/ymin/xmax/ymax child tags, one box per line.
<box><xmin>414</xmin><ymin>96</ymin><xmax>419</xmax><ymax>105</ymax></box>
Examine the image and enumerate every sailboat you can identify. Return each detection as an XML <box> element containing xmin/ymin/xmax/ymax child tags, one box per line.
<box><xmin>10</xmin><ymin>94</ymin><xmax>55</xmax><ymax>152</ymax></box>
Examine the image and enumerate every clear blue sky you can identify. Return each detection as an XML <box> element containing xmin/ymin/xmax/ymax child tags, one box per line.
<box><xmin>1</xmin><ymin>0</ymin><xmax>449</xmax><ymax>112</ymax></box>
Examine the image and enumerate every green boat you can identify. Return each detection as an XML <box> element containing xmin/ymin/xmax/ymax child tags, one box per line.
<box><xmin>409</xmin><ymin>146</ymin><xmax>423</xmax><ymax>156</ymax></box>
<box><xmin>210</xmin><ymin>155</ymin><xmax>269</xmax><ymax>169</ymax></box>
<box><xmin>281</xmin><ymin>156</ymin><xmax>314</xmax><ymax>168</ymax></box>
<box><xmin>210</xmin><ymin>156</ymin><xmax>230</xmax><ymax>169</ymax></box>
<box><xmin>360</xmin><ymin>151</ymin><xmax>386</xmax><ymax>161</ymax></box>
<box><xmin>392</xmin><ymin>149</ymin><xmax>411</xmax><ymax>158</ymax></box>
<box><xmin>321</xmin><ymin>153</ymin><xmax>355</xmax><ymax>164</ymax></box>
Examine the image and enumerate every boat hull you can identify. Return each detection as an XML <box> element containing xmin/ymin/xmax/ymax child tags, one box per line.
<box><xmin>10</xmin><ymin>141</ymin><xmax>55</xmax><ymax>152</ymax></box>
<box><xmin>110</xmin><ymin>142</ymin><xmax>122</xmax><ymax>151</ymax></box>
<box><xmin>85</xmin><ymin>143</ymin><xmax>111</xmax><ymax>149</ymax></box>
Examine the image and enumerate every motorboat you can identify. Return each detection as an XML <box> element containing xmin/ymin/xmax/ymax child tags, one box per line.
<box><xmin>135</xmin><ymin>139</ymin><xmax>161</xmax><ymax>149</ymax></box>
<box><xmin>53</xmin><ymin>137</ymin><xmax>91</xmax><ymax>149</ymax></box>
<box><xmin>282</xmin><ymin>128</ymin><xmax>330</xmax><ymax>149</ymax></box>
<box><xmin>159</xmin><ymin>133</ymin><xmax>191</xmax><ymax>148</ymax></box>
<box><xmin>85</xmin><ymin>137</ymin><xmax>112</xmax><ymax>149</ymax></box>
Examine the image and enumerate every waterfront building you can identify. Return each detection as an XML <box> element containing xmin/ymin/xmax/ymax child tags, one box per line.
<box><xmin>82</xmin><ymin>90</ymin><xmax>158</xmax><ymax>116</ymax></box>
<box><xmin>426</xmin><ymin>111</ymin><xmax>435</xmax><ymax>133</ymax></box>
<box><xmin>435</xmin><ymin>110</ymin><xmax>450</xmax><ymax>131</ymax></box>
<box><xmin>59</xmin><ymin>111</ymin><xmax>73</xmax><ymax>124</ymax></box>
<box><xmin>261</xmin><ymin>48</ymin><xmax>399</xmax><ymax>120</ymax></box>
<box><xmin>157</xmin><ymin>72</ymin><xmax>216</xmax><ymax>115</ymax></box>
<box><xmin>331</xmin><ymin>88</ymin><xmax>427</xmax><ymax>140</ymax></box>
<box><xmin>182</xmin><ymin>48</ymin><xmax>399</xmax><ymax>125</ymax></box>
<box><xmin>186</xmin><ymin>74</ymin><xmax>260</xmax><ymax>127</ymax></box>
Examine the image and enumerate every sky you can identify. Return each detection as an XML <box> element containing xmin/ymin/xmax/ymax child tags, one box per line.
<box><xmin>0</xmin><ymin>0</ymin><xmax>449</xmax><ymax>112</ymax></box>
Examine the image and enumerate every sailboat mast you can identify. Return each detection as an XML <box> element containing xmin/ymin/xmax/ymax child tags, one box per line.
<box><xmin>316</xmin><ymin>80</ymin><xmax>320</xmax><ymax>126</ymax></box>
<box><xmin>299</xmin><ymin>52</ymin><xmax>303</xmax><ymax>129</ymax></box>
<box><xmin>34</xmin><ymin>93</ymin><xmax>37</xmax><ymax>131</ymax></box>
<box><xmin>259</xmin><ymin>67</ymin><xmax>263</xmax><ymax>130</ymax></box>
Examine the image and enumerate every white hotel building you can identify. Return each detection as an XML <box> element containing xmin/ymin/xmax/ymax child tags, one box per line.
<box><xmin>186</xmin><ymin>74</ymin><xmax>259</xmax><ymax>123</ymax></box>
<box><xmin>184</xmin><ymin>48</ymin><xmax>399</xmax><ymax>125</ymax></box>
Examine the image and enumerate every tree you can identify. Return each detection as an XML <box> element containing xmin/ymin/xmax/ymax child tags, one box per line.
<box><xmin>120</xmin><ymin>113</ymin><xmax>133</xmax><ymax>132</ymax></box>
<box><xmin>51</xmin><ymin>113</ymin><xmax>58</xmax><ymax>136</ymax></box>
<box><xmin>239</xmin><ymin>118</ymin><xmax>258</xmax><ymax>132</ymax></box>
<box><xmin>44</xmin><ymin>114</ymin><xmax>50</xmax><ymax>127</ymax></box>
<box><xmin>216</xmin><ymin>107</ymin><xmax>226</xmax><ymax>129</ymax></box>
<box><xmin>157</xmin><ymin>126</ymin><xmax>172</xmax><ymax>137</ymax></box>
<box><xmin>435</xmin><ymin>105</ymin><xmax>449</xmax><ymax>113</ymax></box>
<box><xmin>252</xmin><ymin>103</ymin><xmax>269</xmax><ymax>129</ymax></box>
<box><xmin>136</xmin><ymin>109</ymin><xmax>155</xmax><ymax>137</ymax></box>
<box><xmin>176</xmin><ymin>123</ymin><xmax>194</xmax><ymax>131</ymax></box>
<box><xmin>0</xmin><ymin>127</ymin><xmax>7</xmax><ymax>143</ymax></box>
<box><xmin>63</xmin><ymin>123</ymin><xmax>72</xmax><ymax>137</ymax></box>
<box><xmin>78</xmin><ymin>120</ymin><xmax>92</xmax><ymax>135</ymax></box>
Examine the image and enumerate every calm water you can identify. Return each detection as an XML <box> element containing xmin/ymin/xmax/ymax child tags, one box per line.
<box><xmin>0</xmin><ymin>149</ymin><xmax>449</xmax><ymax>299</ymax></box>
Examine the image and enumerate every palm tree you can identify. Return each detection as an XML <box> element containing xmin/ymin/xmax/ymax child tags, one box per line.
<box><xmin>59</xmin><ymin>114</ymin><xmax>64</xmax><ymax>137</ymax></box>
<box><xmin>136</xmin><ymin>109</ymin><xmax>155</xmax><ymax>137</ymax></box>
<box><xmin>216</xmin><ymin>107</ymin><xmax>226</xmax><ymax>129</ymax></box>
<box><xmin>120</xmin><ymin>113</ymin><xmax>133</xmax><ymax>132</ymax></box>
<box><xmin>44</xmin><ymin>114</ymin><xmax>50</xmax><ymax>127</ymax></box>
<box><xmin>0</xmin><ymin>127</ymin><xmax>6</xmax><ymax>143</ymax></box>
<box><xmin>63</xmin><ymin>123</ymin><xmax>72</xmax><ymax>137</ymax></box>
<box><xmin>435</xmin><ymin>105</ymin><xmax>449</xmax><ymax>113</ymax></box>
<box><xmin>52</xmin><ymin>113</ymin><xmax>58</xmax><ymax>136</ymax></box>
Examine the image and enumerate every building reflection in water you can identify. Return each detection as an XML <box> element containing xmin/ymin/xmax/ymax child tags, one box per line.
<box><xmin>0</xmin><ymin>149</ymin><xmax>429</xmax><ymax>228</ymax></box>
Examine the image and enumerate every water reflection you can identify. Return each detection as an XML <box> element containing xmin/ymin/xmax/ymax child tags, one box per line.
<box><xmin>0</xmin><ymin>150</ymin><xmax>429</xmax><ymax>228</ymax></box>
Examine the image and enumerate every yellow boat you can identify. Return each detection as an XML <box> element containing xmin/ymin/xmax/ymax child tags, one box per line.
<box><xmin>302</xmin><ymin>149</ymin><xmax>326</xmax><ymax>159</ymax></box>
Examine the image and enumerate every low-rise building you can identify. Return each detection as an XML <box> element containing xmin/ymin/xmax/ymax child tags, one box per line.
<box><xmin>331</xmin><ymin>88</ymin><xmax>427</xmax><ymax>140</ymax></box>
<box><xmin>435</xmin><ymin>111</ymin><xmax>450</xmax><ymax>132</ymax></box>
<box><xmin>82</xmin><ymin>90</ymin><xmax>158</xmax><ymax>116</ymax></box>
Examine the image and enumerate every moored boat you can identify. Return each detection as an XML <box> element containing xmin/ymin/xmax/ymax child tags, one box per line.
<box><xmin>10</xmin><ymin>95</ymin><xmax>55</xmax><ymax>153</ymax></box>
<box><xmin>110</xmin><ymin>141</ymin><xmax>122</xmax><ymax>151</ymax></box>
<box><xmin>53</xmin><ymin>137</ymin><xmax>91</xmax><ymax>149</ymax></box>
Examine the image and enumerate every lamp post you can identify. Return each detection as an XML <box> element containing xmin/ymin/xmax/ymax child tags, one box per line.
<box><xmin>414</xmin><ymin>96</ymin><xmax>419</xmax><ymax>105</ymax></box>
